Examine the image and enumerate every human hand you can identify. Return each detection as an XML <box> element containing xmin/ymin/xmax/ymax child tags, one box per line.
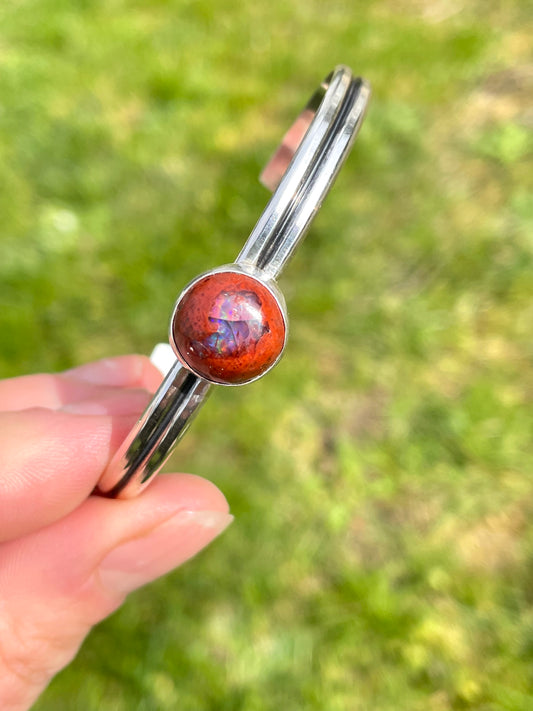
<box><xmin>0</xmin><ymin>355</ymin><xmax>232</xmax><ymax>711</ymax></box>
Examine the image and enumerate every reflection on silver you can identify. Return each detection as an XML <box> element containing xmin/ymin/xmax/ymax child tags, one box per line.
<box><xmin>97</xmin><ymin>65</ymin><xmax>370</xmax><ymax>498</ymax></box>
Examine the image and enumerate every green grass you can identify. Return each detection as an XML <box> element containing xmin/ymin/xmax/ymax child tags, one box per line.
<box><xmin>1</xmin><ymin>0</ymin><xmax>532</xmax><ymax>709</ymax></box>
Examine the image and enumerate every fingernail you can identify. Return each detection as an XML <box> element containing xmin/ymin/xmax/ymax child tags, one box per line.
<box><xmin>62</xmin><ymin>401</ymin><xmax>112</xmax><ymax>415</ymax></box>
<box><xmin>65</xmin><ymin>357</ymin><xmax>142</xmax><ymax>386</ymax></box>
<box><xmin>98</xmin><ymin>510</ymin><xmax>233</xmax><ymax>594</ymax></box>
<box><xmin>150</xmin><ymin>343</ymin><xmax>177</xmax><ymax>377</ymax></box>
<box><xmin>62</xmin><ymin>390</ymin><xmax>150</xmax><ymax>416</ymax></box>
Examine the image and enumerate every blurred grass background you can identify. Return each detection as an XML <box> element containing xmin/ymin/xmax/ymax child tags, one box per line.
<box><xmin>1</xmin><ymin>0</ymin><xmax>532</xmax><ymax>709</ymax></box>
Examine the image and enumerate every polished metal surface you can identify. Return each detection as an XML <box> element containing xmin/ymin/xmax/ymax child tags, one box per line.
<box><xmin>97</xmin><ymin>363</ymin><xmax>210</xmax><ymax>497</ymax></box>
<box><xmin>97</xmin><ymin>65</ymin><xmax>370</xmax><ymax>498</ymax></box>
<box><xmin>238</xmin><ymin>67</ymin><xmax>370</xmax><ymax>279</ymax></box>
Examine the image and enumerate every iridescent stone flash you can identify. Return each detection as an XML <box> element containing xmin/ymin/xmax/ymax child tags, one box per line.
<box><xmin>171</xmin><ymin>270</ymin><xmax>286</xmax><ymax>385</ymax></box>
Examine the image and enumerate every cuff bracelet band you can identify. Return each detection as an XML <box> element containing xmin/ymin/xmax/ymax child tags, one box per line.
<box><xmin>97</xmin><ymin>65</ymin><xmax>370</xmax><ymax>498</ymax></box>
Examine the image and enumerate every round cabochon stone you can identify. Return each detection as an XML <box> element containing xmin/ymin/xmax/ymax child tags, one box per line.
<box><xmin>171</xmin><ymin>270</ymin><xmax>286</xmax><ymax>385</ymax></box>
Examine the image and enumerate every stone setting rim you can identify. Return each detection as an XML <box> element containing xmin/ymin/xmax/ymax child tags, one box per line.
<box><xmin>169</xmin><ymin>264</ymin><xmax>288</xmax><ymax>387</ymax></box>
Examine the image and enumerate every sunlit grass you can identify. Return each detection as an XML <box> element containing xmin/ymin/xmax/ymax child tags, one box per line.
<box><xmin>1</xmin><ymin>1</ymin><xmax>531</xmax><ymax>709</ymax></box>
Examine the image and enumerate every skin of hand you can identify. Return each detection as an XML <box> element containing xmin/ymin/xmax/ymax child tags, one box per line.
<box><xmin>0</xmin><ymin>355</ymin><xmax>233</xmax><ymax>711</ymax></box>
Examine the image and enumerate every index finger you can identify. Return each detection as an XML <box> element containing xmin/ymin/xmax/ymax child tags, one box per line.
<box><xmin>0</xmin><ymin>408</ymin><xmax>139</xmax><ymax>542</ymax></box>
<box><xmin>0</xmin><ymin>356</ymin><xmax>162</xmax><ymax>412</ymax></box>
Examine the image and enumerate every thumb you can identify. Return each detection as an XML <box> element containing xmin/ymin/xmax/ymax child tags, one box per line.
<box><xmin>0</xmin><ymin>474</ymin><xmax>232</xmax><ymax>711</ymax></box>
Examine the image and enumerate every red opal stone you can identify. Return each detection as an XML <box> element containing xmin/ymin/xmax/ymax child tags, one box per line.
<box><xmin>171</xmin><ymin>271</ymin><xmax>286</xmax><ymax>385</ymax></box>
